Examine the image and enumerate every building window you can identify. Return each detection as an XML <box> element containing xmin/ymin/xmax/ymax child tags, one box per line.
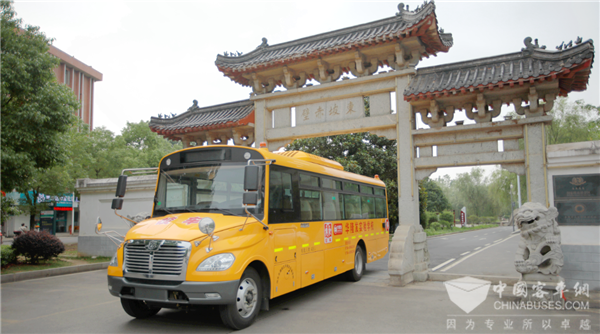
<box><xmin>65</xmin><ymin>69</ymin><xmax>71</xmax><ymax>86</ymax></box>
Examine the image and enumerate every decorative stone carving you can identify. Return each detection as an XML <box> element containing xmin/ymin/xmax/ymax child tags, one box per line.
<box><xmin>417</xmin><ymin>100</ymin><xmax>455</xmax><ymax>128</ymax></box>
<box><xmin>281</xmin><ymin>66</ymin><xmax>307</xmax><ymax>90</ymax></box>
<box><xmin>513</xmin><ymin>88</ymin><xmax>556</xmax><ymax>117</ymax></box>
<box><xmin>514</xmin><ymin>202</ymin><xmax>563</xmax><ymax>276</ymax></box>
<box><xmin>349</xmin><ymin>51</ymin><xmax>379</xmax><ymax>78</ymax></box>
<box><xmin>314</xmin><ymin>59</ymin><xmax>342</xmax><ymax>83</ymax></box>
<box><xmin>464</xmin><ymin>94</ymin><xmax>501</xmax><ymax>123</ymax></box>
<box><xmin>250</xmin><ymin>73</ymin><xmax>277</xmax><ymax>95</ymax></box>
<box><xmin>521</xmin><ymin>37</ymin><xmax>546</xmax><ymax>56</ymax></box>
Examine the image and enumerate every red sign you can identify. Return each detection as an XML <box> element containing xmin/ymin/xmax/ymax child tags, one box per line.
<box><xmin>460</xmin><ymin>211</ymin><xmax>466</xmax><ymax>227</ymax></box>
<box><xmin>385</xmin><ymin>218</ymin><xmax>390</xmax><ymax>232</ymax></box>
<box><xmin>181</xmin><ymin>217</ymin><xmax>203</xmax><ymax>225</ymax></box>
<box><xmin>333</xmin><ymin>223</ymin><xmax>343</xmax><ymax>235</ymax></box>
<box><xmin>324</xmin><ymin>222</ymin><xmax>333</xmax><ymax>244</ymax></box>
<box><xmin>156</xmin><ymin>217</ymin><xmax>177</xmax><ymax>225</ymax></box>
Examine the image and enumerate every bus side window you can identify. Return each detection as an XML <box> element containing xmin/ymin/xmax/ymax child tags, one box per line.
<box><xmin>361</xmin><ymin>196</ymin><xmax>375</xmax><ymax>219</ymax></box>
<box><xmin>343</xmin><ymin>194</ymin><xmax>361</xmax><ymax>219</ymax></box>
<box><xmin>269</xmin><ymin>171</ymin><xmax>283</xmax><ymax>210</ymax></box>
<box><xmin>375</xmin><ymin>197</ymin><xmax>387</xmax><ymax>218</ymax></box>
<box><xmin>269</xmin><ymin>171</ymin><xmax>293</xmax><ymax>212</ymax></box>
<box><xmin>323</xmin><ymin>191</ymin><xmax>341</xmax><ymax>220</ymax></box>
<box><xmin>300</xmin><ymin>189</ymin><xmax>321</xmax><ymax>221</ymax></box>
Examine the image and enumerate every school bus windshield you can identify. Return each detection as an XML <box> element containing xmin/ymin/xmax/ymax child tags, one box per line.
<box><xmin>153</xmin><ymin>163</ymin><xmax>264</xmax><ymax>218</ymax></box>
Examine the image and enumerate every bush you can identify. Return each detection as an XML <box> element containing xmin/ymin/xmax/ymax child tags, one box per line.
<box><xmin>440</xmin><ymin>219</ymin><xmax>453</xmax><ymax>230</ymax></box>
<box><xmin>440</xmin><ymin>211</ymin><xmax>454</xmax><ymax>225</ymax></box>
<box><xmin>11</xmin><ymin>231</ymin><xmax>65</xmax><ymax>264</ymax></box>
<box><xmin>427</xmin><ymin>212</ymin><xmax>438</xmax><ymax>224</ymax></box>
<box><xmin>1</xmin><ymin>245</ymin><xmax>17</xmax><ymax>267</ymax></box>
<box><xmin>430</xmin><ymin>222</ymin><xmax>442</xmax><ymax>231</ymax></box>
<box><xmin>468</xmin><ymin>215</ymin><xmax>479</xmax><ymax>225</ymax></box>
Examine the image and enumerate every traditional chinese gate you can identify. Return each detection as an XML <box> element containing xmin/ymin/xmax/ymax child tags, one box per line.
<box><xmin>149</xmin><ymin>2</ymin><xmax>594</xmax><ymax>286</ymax></box>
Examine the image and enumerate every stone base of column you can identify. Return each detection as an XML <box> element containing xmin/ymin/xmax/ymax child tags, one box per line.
<box><xmin>388</xmin><ymin>224</ymin><xmax>430</xmax><ymax>286</ymax></box>
<box><xmin>413</xmin><ymin>227</ymin><xmax>429</xmax><ymax>282</ymax></box>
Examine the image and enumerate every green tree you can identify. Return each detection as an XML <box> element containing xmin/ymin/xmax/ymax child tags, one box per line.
<box><xmin>420</xmin><ymin>178</ymin><xmax>451</xmax><ymax>213</ymax></box>
<box><xmin>286</xmin><ymin>133</ymin><xmax>399</xmax><ymax>225</ymax></box>
<box><xmin>487</xmin><ymin>168</ymin><xmax>527</xmax><ymax>217</ymax></box>
<box><xmin>444</xmin><ymin>168</ymin><xmax>495</xmax><ymax>217</ymax></box>
<box><xmin>546</xmin><ymin>98</ymin><xmax>600</xmax><ymax>145</ymax></box>
<box><xmin>1</xmin><ymin>1</ymin><xmax>79</xmax><ymax>192</ymax></box>
<box><xmin>117</xmin><ymin>121</ymin><xmax>183</xmax><ymax>169</ymax></box>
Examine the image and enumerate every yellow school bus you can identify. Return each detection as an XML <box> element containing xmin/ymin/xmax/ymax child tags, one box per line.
<box><xmin>101</xmin><ymin>144</ymin><xmax>389</xmax><ymax>329</ymax></box>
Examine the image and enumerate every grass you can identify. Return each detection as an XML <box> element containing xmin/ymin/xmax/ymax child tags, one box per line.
<box><xmin>424</xmin><ymin>224</ymin><xmax>500</xmax><ymax>236</ymax></box>
<box><xmin>1</xmin><ymin>243</ymin><xmax>111</xmax><ymax>275</ymax></box>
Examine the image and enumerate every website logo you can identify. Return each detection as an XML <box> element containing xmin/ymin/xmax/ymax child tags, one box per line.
<box><xmin>444</xmin><ymin>276</ymin><xmax>491</xmax><ymax>313</ymax></box>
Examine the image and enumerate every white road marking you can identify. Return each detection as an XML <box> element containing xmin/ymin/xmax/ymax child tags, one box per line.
<box><xmin>431</xmin><ymin>258</ymin><xmax>456</xmax><ymax>271</ymax></box>
<box><xmin>459</xmin><ymin>238</ymin><xmax>465</xmax><ymax>240</ymax></box>
<box><xmin>442</xmin><ymin>238</ymin><xmax>448</xmax><ymax>240</ymax></box>
<box><xmin>494</xmin><ymin>239</ymin><xmax>503</xmax><ymax>243</ymax></box>
<box><xmin>460</xmin><ymin>251</ymin><xmax>470</xmax><ymax>256</ymax></box>
<box><xmin>441</xmin><ymin>233</ymin><xmax>520</xmax><ymax>272</ymax></box>
<box><xmin>484</xmin><ymin>233</ymin><xmax>488</xmax><ymax>235</ymax></box>
<box><xmin>485</xmin><ymin>243</ymin><xmax>491</xmax><ymax>246</ymax></box>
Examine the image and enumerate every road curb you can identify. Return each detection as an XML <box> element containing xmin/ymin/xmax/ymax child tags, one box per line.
<box><xmin>429</xmin><ymin>272</ymin><xmax>520</xmax><ymax>285</ymax></box>
<box><xmin>1</xmin><ymin>262</ymin><xmax>109</xmax><ymax>284</ymax></box>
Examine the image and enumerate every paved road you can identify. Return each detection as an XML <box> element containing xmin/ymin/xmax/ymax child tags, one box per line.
<box><xmin>3</xmin><ymin>262</ymin><xmax>598</xmax><ymax>333</ymax></box>
<box><xmin>427</xmin><ymin>226</ymin><xmax>518</xmax><ymax>272</ymax></box>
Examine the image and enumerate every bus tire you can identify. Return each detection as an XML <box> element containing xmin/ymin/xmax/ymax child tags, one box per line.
<box><xmin>346</xmin><ymin>246</ymin><xmax>365</xmax><ymax>282</ymax></box>
<box><xmin>120</xmin><ymin>298</ymin><xmax>161</xmax><ymax>319</ymax></box>
<box><xmin>219</xmin><ymin>267</ymin><xmax>262</xmax><ymax>330</ymax></box>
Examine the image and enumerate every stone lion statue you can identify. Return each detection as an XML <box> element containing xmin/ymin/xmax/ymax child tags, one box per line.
<box><xmin>514</xmin><ymin>202</ymin><xmax>563</xmax><ymax>275</ymax></box>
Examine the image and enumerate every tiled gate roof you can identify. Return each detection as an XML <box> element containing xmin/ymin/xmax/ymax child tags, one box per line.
<box><xmin>404</xmin><ymin>39</ymin><xmax>595</xmax><ymax>101</ymax></box>
<box><xmin>149</xmin><ymin>99</ymin><xmax>254</xmax><ymax>139</ymax></box>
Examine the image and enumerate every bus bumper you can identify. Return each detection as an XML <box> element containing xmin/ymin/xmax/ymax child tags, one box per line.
<box><xmin>107</xmin><ymin>275</ymin><xmax>238</xmax><ymax>305</ymax></box>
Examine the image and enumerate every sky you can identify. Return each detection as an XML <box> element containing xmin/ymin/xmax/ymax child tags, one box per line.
<box><xmin>13</xmin><ymin>0</ymin><xmax>600</xmax><ymax>180</ymax></box>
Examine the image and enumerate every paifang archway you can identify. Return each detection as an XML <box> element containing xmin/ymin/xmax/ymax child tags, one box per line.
<box><xmin>149</xmin><ymin>2</ymin><xmax>594</xmax><ymax>286</ymax></box>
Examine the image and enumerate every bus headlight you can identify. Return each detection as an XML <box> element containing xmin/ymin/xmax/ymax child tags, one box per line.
<box><xmin>196</xmin><ymin>253</ymin><xmax>235</xmax><ymax>271</ymax></box>
<box><xmin>109</xmin><ymin>252</ymin><xmax>119</xmax><ymax>267</ymax></box>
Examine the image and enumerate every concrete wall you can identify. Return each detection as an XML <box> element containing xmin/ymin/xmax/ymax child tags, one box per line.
<box><xmin>547</xmin><ymin>140</ymin><xmax>600</xmax><ymax>290</ymax></box>
<box><xmin>3</xmin><ymin>214</ymin><xmax>30</xmax><ymax>238</ymax></box>
<box><xmin>76</xmin><ymin>175</ymin><xmax>156</xmax><ymax>256</ymax></box>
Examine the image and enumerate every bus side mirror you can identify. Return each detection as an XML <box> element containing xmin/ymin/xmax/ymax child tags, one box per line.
<box><xmin>243</xmin><ymin>192</ymin><xmax>258</xmax><ymax>206</ymax></box>
<box><xmin>111</xmin><ymin>198</ymin><xmax>124</xmax><ymax>210</ymax></box>
<box><xmin>115</xmin><ymin>175</ymin><xmax>128</xmax><ymax>197</ymax></box>
<box><xmin>244</xmin><ymin>166</ymin><xmax>259</xmax><ymax>191</ymax></box>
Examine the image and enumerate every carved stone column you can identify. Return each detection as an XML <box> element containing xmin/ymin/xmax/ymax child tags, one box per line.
<box><xmin>524</xmin><ymin>123</ymin><xmax>548</xmax><ymax>204</ymax></box>
<box><xmin>253</xmin><ymin>99</ymin><xmax>268</xmax><ymax>147</ymax></box>
<box><xmin>389</xmin><ymin>75</ymin><xmax>428</xmax><ymax>286</ymax></box>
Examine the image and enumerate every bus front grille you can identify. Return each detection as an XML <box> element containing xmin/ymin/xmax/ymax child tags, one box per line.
<box><xmin>123</xmin><ymin>240</ymin><xmax>191</xmax><ymax>280</ymax></box>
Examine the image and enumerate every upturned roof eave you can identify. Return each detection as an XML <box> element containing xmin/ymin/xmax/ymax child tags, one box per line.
<box><xmin>411</xmin><ymin>40</ymin><xmax>594</xmax><ymax>77</ymax></box>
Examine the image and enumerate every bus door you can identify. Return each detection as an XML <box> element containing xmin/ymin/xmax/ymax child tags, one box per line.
<box><xmin>268</xmin><ymin>167</ymin><xmax>298</xmax><ymax>297</ymax></box>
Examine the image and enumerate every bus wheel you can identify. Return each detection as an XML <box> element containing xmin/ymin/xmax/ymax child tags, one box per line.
<box><xmin>120</xmin><ymin>298</ymin><xmax>161</xmax><ymax>319</ymax></box>
<box><xmin>346</xmin><ymin>246</ymin><xmax>365</xmax><ymax>282</ymax></box>
<box><xmin>219</xmin><ymin>267</ymin><xmax>262</xmax><ymax>330</ymax></box>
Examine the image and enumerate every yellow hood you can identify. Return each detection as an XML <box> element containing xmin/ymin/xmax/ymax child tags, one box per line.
<box><xmin>125</xmin><ymin>213</ymin><xmax>248</xmax><ymax>242</ymax></box>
